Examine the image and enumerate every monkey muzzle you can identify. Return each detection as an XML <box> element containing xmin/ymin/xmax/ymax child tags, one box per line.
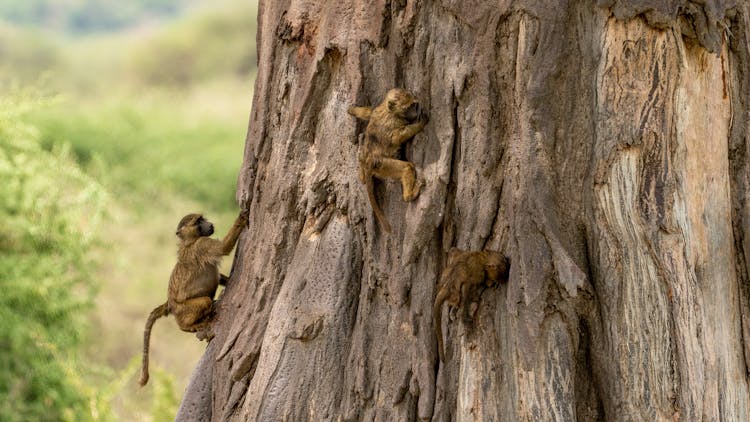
<box><xmin>200</xmin><ymin>222</ymin><xmax>215</xmax><ymax>236</ymax></box>
<box><xmin>405</xmin><ymin>102</ymin><xmax>422</xmax><ymax>122</ymax></box>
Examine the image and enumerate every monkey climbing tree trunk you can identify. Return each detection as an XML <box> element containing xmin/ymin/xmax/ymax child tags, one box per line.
<box><xmin>177</xmin><ymin>1</ymin><xmax>750</xmax><ymax>420</ymax></box>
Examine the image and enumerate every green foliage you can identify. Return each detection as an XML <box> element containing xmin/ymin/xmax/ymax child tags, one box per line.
<box><xmin>0</xmin><ymin>1</ymin><xmax>255</xmax><ymax>419</ymax></box>
<box><xmin>150</xmin><ymin>369</ymin><xmax>180</xmax><ymax>421</ymax></box>
<box><xmin>129</xmin><ymin>4</ymin><xmax>257</xmax><ymax>87</ymax></box>
<box><xmin>0</xmin><ymin>91</ymin><xmax>109</xmax><ymax>420</ymax></box>
<box><xmin>0</xmin><ymin>25</ymin><xmax>61</xmax><ymax>84</ymax></box>
<box><xmin>0</xmin><ymin>1</ymin><xmax>257</xmax><ymax>95</ymax></box>
<box><xmin>30</xmin><ymin>98</ymin><xmax>245</xmax><ymax>212</ymax></box>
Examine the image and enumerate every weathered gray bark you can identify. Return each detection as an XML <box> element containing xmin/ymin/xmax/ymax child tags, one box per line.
<box><xmin>177</xmin><ymin>1</ymin><xmax>750</xmax><ymax>420</ymax></box>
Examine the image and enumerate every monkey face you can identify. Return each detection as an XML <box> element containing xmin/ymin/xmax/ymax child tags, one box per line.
<box><xmin>403</xmin><ymin>102</ymin><xmax>422</xmax><ymax>122</ymax></box>
<box><xmin>197</xmin><ymin>217</ymin><xmax>214</xmax><ymax>236</ymax></box>
<box><xmin>485</xmin><ymin>265</ymin><xmax>501</xmax><ymax>282</ymax></box>
<box><xmin>176</xmin><ymin>214</ymin><xmax>214</xmax><ymax>239</ymax></box>
<box><xmin>484</xmin><ymin>253</ymin><xmax>510</xmax><ymax>282</ymax></box>
<box><xmin>385</xmin><ymin>89</ymin><xmax>426</xmax><ymax>123</ymax></box>
<box><xmin>485</xmin><ymin>258</ymin><xmax>509</xmax><ymax>282</ymax></box>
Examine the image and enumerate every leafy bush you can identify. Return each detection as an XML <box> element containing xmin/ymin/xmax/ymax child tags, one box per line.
<box><xmin>0</xmin><ymin>90</ymin><xmax>109</xmax><ymax>421</ymax></box>
<box><xmin>129</xmin><ymin>3</ymin><xmax>256</xmax><ymax>88</ymax></box>
<box><xmin>150</xmin><ymin>368</ymin><xmax>180</xmax><ymax>421</ymax></box>
<box><xmin>0</xmin><ymin>25</ymin><xmax>62</xmax><ymax>84</ymax></box>
<box><xmin>30</xmin><ymin>98</ymin><xmax>244</xmax><ymax>212</ymax></box>
<box><xmin>0</xmin><ymin>2</ymin><xmax>254</xmax><ymax>419</ymax></box>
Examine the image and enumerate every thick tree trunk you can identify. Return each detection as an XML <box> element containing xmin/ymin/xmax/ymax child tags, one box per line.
<box><xmin>177</xmin><ymin>1</ymin><xmax>750</xmax><ymax>420</ymax></box>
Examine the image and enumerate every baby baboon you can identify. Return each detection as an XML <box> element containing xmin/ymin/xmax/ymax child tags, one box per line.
<box><xmin>138</xmin><ymin>210</ymin><xmax>248</xmax><ymax>386</ymax></box>
<box><xmin>348</xmin><ymin>88</ymin><xmax>428</xmax><ymax>232</ymax></box>
<box><xmin>433</xmin><ymin>248</ymin><xmax>510</xmax><ymax>362</ymax></box>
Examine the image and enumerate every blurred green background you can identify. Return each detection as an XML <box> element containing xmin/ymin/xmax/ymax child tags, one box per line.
<box><xmin>0</xmin><ymin>0</ymin><xmax>257</xmax><ymax>420</ymax></box>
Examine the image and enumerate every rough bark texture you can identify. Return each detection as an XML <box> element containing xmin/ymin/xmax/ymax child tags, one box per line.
<box><xmin>177</xmin><ymin>1</ymin><xmax>750</xmax><ymax>420</ymax></box>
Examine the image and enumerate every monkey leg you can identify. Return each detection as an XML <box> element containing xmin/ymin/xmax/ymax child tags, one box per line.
<box><xmin>195</xmin><ymin>326</ymin><xmax>215</xmax><ymax>342</ymax></box>
<box><xmin>390</xmin><ymin>119</ymin><xmax>427</xmax><ymax>146</ymax></box>
<box><xmin>462</xmin><ymin>300</ymin><xmax>479</xmax><ymax>323</ymax></box>
<box><xmin>446</xmin><ymin>289</ymin><xmax>461</xmax><ymax>321</ymax></box>
<box><xmin>459</xmin><ymin>283</ymin><xmax>474</xmax><ymax>323</ymax></box>
<box><xmin>173</xmin><ymin>296</ymin><xmax>214</xmax><ymax>332</ymax></box>
<box><xmin>462</xmin><ymin>285</ymin><xmax>487</xmax><ymax>323</ymax></box>
<box><xmin>373</xmin><ymin>158</ymin><xmax>422</xmax><ymax>202</ymax></box>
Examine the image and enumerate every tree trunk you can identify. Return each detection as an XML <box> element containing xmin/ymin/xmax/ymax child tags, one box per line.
<box><xmin>177</xmin><ymin>1</ymin><xmax>750</xmax><ymax>420</ymax></box>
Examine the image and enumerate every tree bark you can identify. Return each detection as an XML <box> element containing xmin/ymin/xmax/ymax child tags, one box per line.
<box><xmin>177</xmin><ymin>1</ymin><xmax>750</xmax><ymax>420</ymax></box>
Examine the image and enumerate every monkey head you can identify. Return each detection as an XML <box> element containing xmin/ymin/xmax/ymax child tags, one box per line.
<box><xmin>483</xmin><ymin>251</ymin><xmax>510</xmax><ymax>284</ymax></box>
<box><xmin>384</xmin><ymin>88</ymin><xmax>428</xmax><ymax>123</ymax></box>
<box><xmin>176</xmin><ymin>214</ymin><xmax>215</xmax><ymax>240</ymax></box>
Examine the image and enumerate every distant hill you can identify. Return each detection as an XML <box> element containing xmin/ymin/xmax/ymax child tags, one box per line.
<box><xmin>0</xmin><ymin>0</ymin><xmax>195</xmax><ymax>34</ymax></box>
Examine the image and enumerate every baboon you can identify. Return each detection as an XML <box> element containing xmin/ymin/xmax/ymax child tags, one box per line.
<box><xmin>433</xmin><ymin>248</ymin><xmax>510</xmax><ymax>362</ymax></box>
<box><xmin>138</xmin><ymin>210</ymin><xmax>248</xmax><ymax>386</ymax></box>
<box><xmin>348</xmin><ymin>88</ymin><xmax>429</xmax><ymax>232</ymax></box>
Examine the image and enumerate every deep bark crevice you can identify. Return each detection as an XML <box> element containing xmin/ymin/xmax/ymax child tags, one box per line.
<box><xmin>728</xmin><ymin>5</ymin><xmax>750</xmax><ymax>380</ymax></box>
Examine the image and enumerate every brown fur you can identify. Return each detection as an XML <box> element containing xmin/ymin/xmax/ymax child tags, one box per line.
<box><xmin>433</xmin><ymin>248</ymin><xmax>510</xmax><ymax>362</ymax></box>
<box><xmin>138</xmin><ymin>210</ymin><xmax>248</xmax><ymax>386</ymax></box>
<box><xmin>348</xmin><ymin>88</ymin><xmax>428</xmax><ymax>232</ymax></box>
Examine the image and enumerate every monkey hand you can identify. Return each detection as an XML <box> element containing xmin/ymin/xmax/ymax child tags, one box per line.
<box><xmin>239</xmin><ymin>208</ymin><xmax>250</xmax><ymax>226</ymax></box>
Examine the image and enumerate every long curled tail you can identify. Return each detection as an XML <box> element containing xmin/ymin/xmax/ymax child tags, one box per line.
<box><xmin>139</xmin><ymin>303</ymin><xmax>169</xmax><ymax>386</ymax></box>
<box><xmin>366</xmin><ymin>176</ymin><xmax>391</xmax><ymax>233</ymax></box>
<box><xmin>433</xmin><ymin>289</ymin><xmax>450</xmax><ymax>362</ymax></box>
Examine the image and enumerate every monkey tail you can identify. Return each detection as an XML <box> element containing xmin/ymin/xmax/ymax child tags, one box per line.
<box><xmin>433</xmin><ymin>289</ymin><xmax>449</xmax><ymax>362</ymax></box>
<box><xmin>366</xmin><ymin>176</ymin><xmax>391</xmax><ymax>233</ymax></box>
<box><xmin>139</xmin><ymin>303</ymin><xmax>169</xmax><ymax>387</ymax></box>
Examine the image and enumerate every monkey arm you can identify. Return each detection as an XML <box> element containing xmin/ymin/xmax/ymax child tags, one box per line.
<box><xmin>390</xmin><ymin>120</ymin><xmax>426</xmax><ymax>146</ymax></box>
<box><xmin>459</xmin><ymin>281</ymin><xmax>482</xmax><ymax>322</ymax></box>
<box><xmin>219</xmin><ymin>211</ymin><xmax>248</xmax><ymax>255</ymax></box>
<box><xmin>348</xmin><ymin>106</ymin><xmax>372</xmax><ymax>121</ymax></box>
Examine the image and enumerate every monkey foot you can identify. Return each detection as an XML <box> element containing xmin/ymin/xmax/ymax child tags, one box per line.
<box><xmin>196</xmin><ymin>329</ymin><xmax>215</xmax><ymax>342</ymax></box>
<box><xmin>404</xmin><ymin>178</ymin><xmax>425</xmax><ymax>202</ymax></box>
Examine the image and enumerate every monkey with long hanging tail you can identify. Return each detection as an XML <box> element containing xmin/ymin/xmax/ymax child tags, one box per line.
<box><xmin>139</xmin><ymin>210</ymin><xmax>248</xmax><ymax>386</ymax></box>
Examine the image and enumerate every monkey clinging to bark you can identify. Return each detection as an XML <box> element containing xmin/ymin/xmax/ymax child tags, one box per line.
<box><xmin>348</xmin><ymin>88</ymin><xmax>429</xmax><ymax>232</ymax></box>
<box><xmin>138</xmin><ymin>209</ymin><xmax>248</xmax><ymax>386</ymax></box>
<box><xmin>433</xmin><ymin>248</ymin><xmax>510</xmax><ymax>362</ymax></box>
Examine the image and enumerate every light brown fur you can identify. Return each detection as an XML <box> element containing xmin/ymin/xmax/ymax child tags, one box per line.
<box><xmin>348</xmin><ymin>88</ymin><xmax>428</xmax><ymax>232</ymax></box>
<box><xmin>433</xmin><ymin>248</ymin><xmax>510</xmax><ymax>362</ymax></box>
<box><xmin>138</xmin><ymin>210</ymin><xmax>248</xmax><ymax>386</ymax></box>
